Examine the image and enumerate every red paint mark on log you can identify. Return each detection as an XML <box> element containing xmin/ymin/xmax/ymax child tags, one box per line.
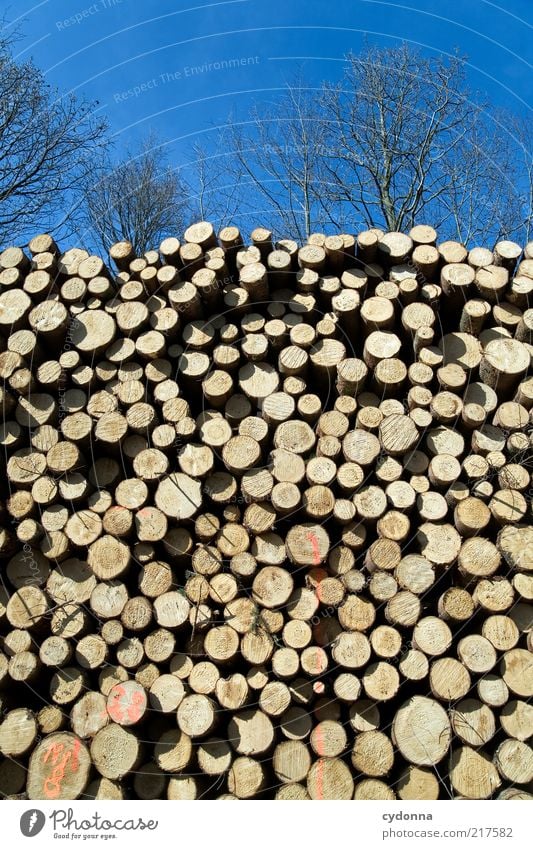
<box><xmin>42</xmin><ymin>738</ymin><xmax>80</xmax><ymax>799</ymax></box>
<box><xmin>128</xmin><ymin>690</ymin><xmax>145</xmax><ymax>723</ymax></box>
<box><xmin>107</xmin><ymin>683</ymin><xmax>145</xmax><ymax>724</ymax></box>
<box><xmin>107</xmin><ymin>684</ymin><xmax>127</xmax><ymax>723</ymax></box>
<box><xmin>306</xmin><ymin>531</ymin><xmax>321</xmax><ymax>565</ymax></box>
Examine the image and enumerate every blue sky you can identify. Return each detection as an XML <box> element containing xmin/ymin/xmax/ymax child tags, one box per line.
<box><xmin>1</xmin><ymin>0</ymin><xmax>531</xmax><ymax>242</ymax></box>
<box><xmin>4</xmin><ymin>0</ymin><xmax>531</xmax><ymax>153</ymax></box>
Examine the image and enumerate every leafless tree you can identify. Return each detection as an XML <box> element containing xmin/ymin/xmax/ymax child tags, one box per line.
<box><xmin>0</xmin><ymin>30</ymin><xmax>107</xmax><ymax>247</ymax></box>
<box><xmin>225</xmin><ymin>81</ymin><xmax>342</xmax><ymax>241</ymax></box>
<box><xmin>434</xmin><ymin>116</ymin><xmax>524</xmax><ymax>244</ymax></box>
<box><xmin>220</xmin><ymin>45</ymin><xmax>527</xmax><ymax>246</ymax></box>
<box><xmin>320</xmin><ymin>44</ymin><xmax>524</xmax><ymax>243</ymax></box>
<box><xmin>82</xmin><ymin>137</ymin><xmax>189</xmax><ymax>256</ymax></box>
<box><xmin>184</xmin><ymin>141</ymin><xmax>240</xmax><ymax>228</ymax></box>
<box><xmin>505</xmin><ymin>113</ymin><xmax>533</xmax><ymax>243</ymax></box>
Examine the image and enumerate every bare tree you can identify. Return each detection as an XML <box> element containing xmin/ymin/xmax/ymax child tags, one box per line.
<box><xmin>82</xmin><ymin>137</ymin><xmax>189</xmax><ymax>256</ymax></box>
<box><xmin>225</xmin><ymin>81</ymin><xmax>342</xmax><ymax>241</ymax></box>
<box><xmin>0</xmin><ymin>30</ymin><xmax>107</xmax><ymax>247</ymax></box>
<box><xmin>320</xmin><ymin>44</ymin><xmax>524</xmax><ymax>243</ymax></box>
<box><xmin>434</xmin><ymin>115</ymin><xmax>525</xmax><ymax>244</ymax></box>
<box><xmin>184</xmin><ymin>141</ymin><xmax>240</xmax><ymax>228</ymax></box>
<box><xmin>505</xmin><ymin>113</ymin><xmax>533</xmax><ymax>243</ymax></box>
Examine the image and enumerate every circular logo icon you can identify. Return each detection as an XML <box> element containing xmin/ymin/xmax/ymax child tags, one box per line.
<box><xmin>20</xmin><ymin>810</ymin><xmax>46</xmax><ymax>837</ymax></box>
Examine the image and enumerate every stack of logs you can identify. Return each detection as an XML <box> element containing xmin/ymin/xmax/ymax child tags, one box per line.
<box><xmin>0</xmin><ymin>222</ymin><xmax>531</xmax><ymax>801</ymax></box>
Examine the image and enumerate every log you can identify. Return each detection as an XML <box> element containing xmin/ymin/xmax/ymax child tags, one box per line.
<box><xmin>28</xmin><ymin>733</ymin><xmax>91</xmax><ymax>799</ymax></box>
<box><xmin>429</xmin><ymin>657</ymin><xmax>471</xmax><ymax>701</ymax></box>
<box><xmin>392</xmin><ymin>696</ymin><xmax>451</xmax><ymax>765</ymax></box>
<box><xmin>450</xmin><ymin>699</ymin><xmax>496</xmax><ymax>746</ymax></box>
<box><xmin>71</xmin><ymin>692</ymin><xmax>109</xmax><ymax>739</ymax></box>
<box><xmin>397</xmin><ymin>766</ymin><xmax>440</xmax><ymax>800</ymax></box>
<box><xmin>307</xmin><ymin>757</ymin><xmax>354</xmax><ymax>800</ymax></box>
<box><xmin>480</xmin><ymin>338</ymin><xmax>529</xmax><ymax>394</ymax></box>
<box><xmin>91</xmin><ymin>724</ymin><xmax>141</xmax><ymax>780</ymax></box>
<box><xmin>351</xmin><ymin>730</ymin><xmax>393</xmax><ymax>777</ymax></box>
<box><xmin>449</xmin><ymin>747</ymin><xmax>501</xmax><ymax>798</ymax></box>
<box><xmin>0</xmin><ymin>708</ymin><xmax>38</xmax><ymax>757</ymax></box>
<box><xmin>494</xmin><ymin>739</ymin><xmax>533</xmax><ymax>784</ymax></box>
<box><xmin>228</xmin><ymin>756</ymin><xmax>266</xmax><ymax>798</ymax></box>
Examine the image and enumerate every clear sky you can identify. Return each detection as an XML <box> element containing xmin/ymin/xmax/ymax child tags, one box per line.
<box><xmin>2</xmin><ymin>0</ymin><xmax>531</xmax><ymax>236</ymax></box>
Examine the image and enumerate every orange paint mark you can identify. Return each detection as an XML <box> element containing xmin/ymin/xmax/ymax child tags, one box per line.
<box><xmin>107</xmin><ymin>684</ymin><xmax>127</xmax><ymax>723</ymax></box>
<box><xmin>306</xmin><ymin>531</ymin><xmax>321</xmax><ymax>565</ymax></box>
<box><xmin>70</xmin><ymin>738</ymin><xmax>81</xmax><ymax>772</ymax></box>
<box><xmin>128</xmin><ymin>690</ymin><xmax>145</xmax><ymax>723</ymax></box>
<box><xmin>42</xmin><ymin>741</ymin><xmax>62</xmax><ymax>765</ymax></box>
<box><xmin>108</xmin><ymin>684</ymin><xmax>145</xmax><ymax>724</ymax></box>
<box><xmin>42</xmin><ymin>739</ymin><xmax>80</xmax><ymax>799</ymax></box>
